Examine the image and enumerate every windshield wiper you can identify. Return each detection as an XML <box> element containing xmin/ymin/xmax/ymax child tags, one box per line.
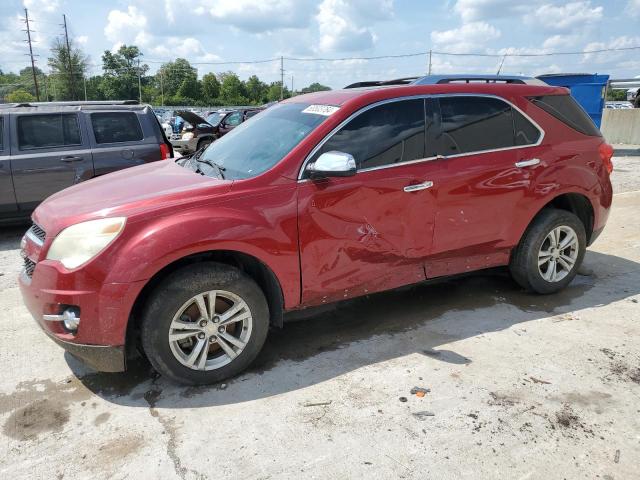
<box><xmin>197</xmin><ymin>157</ymin><xmax>226</xmax><ymax>179</ymax></box>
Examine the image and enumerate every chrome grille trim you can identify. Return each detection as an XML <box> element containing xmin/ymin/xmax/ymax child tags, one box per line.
<box><xmin>26</xmin><ymin>223</ymin><xmax>46</xmax><ymax>246</ymax></box>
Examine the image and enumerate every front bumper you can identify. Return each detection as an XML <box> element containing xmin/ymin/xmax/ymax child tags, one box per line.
<box><xmin>170</xmin><ymin>137</ymin><xmax>198</xmax><ymax>153</ymax></box>
<box><xmin>19</xmin><ymin>260</ymin><xmax>146</xmax><ymax>372</ymax></box>
<box><xmin>42</xmin><ymin>327</ymin><xmax>125</xmax><ymax>372</ymax></box>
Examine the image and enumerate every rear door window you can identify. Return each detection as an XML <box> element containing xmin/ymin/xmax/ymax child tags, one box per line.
<box><xmin>17</xmin><ymin>114</ymin><xmax>82</xmax><ymax>150</ymax></box>
<box><xmin>438</xmin><ymin>96</ymin><xmax>514</xmax><ymax>155</ymax></box>
<box><xmin>528</xmin><ymin>94</ymin><xmax>601</xmax><ymax>136</ymax></box>
<box><xmin>313</xmin><ymin>99</ymin><xmax>426</xmax><ymax>170</ymax></box>
<box><xmin>91</xmin><ymin>112</ymin><xmax>144</xmax><ymax>144</ymax></box>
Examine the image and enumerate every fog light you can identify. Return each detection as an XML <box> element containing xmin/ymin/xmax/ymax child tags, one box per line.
<box><xmin>43</xmin><ymin>307</ymin><xmax>80</xmax><ymax>332</ymax></box>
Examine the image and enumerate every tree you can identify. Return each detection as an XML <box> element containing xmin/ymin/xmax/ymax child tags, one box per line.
<box><xmin>101</xmin><ymin>45</ymin><xmax>148</xmax><ymax>100</ymax></box>
<box><xmin>266</xmin><ymin>81</ymin><xmax>291</xmax><ymax>102</ymax></box>
<box><xmin>47</xmin><ymin>37</ymin><xmax>88</xmax><ymax>100</ymax></box>
<box><xmin>245</xmin><ymin>75</ymin><xmax>267</xmax><ymax>104</ymax></box>
<box><xmin>219</xmin><ymin>72</ymin><xmax>248</xmax><ymax>105</ymax></box>
<box><xmin>301</xmin><ymin>82</ymin><xmax>331</xmax><ymax>94</ymax></box>
<box><xmin>157</xmin><ymin>59</ymin><xmax>197</xmax><ymax>98</ymax></box>
<box><xmin>201</xmin><ymin>73</ymin><xmax>220</xmax><ymax>102</ymax></box>
<box><xmin>177</xmin><ymin>76</ymin><xmax>201</xmax><ymax>101</ymax></box>
<box><xmin>6</xmin><ymin>89</ymin><xmax>36</xmax><ymax>102</ymax></box>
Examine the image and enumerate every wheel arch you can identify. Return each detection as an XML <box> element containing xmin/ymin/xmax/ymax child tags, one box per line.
<box><xmin>521</xmin><ymin>192</ymin><xmax>595</xmax><ymax>246</ymax></box>
<box><xmin>127</xmin><ymin>249</ymin><xmax>285</xmax><ymax>354</ymax></box>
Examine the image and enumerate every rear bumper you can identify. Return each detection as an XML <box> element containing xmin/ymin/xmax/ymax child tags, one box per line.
<box><xmin>42</xmin><ymin>328</ymin><xmax>125</xmax><ymax>372</ymax></box>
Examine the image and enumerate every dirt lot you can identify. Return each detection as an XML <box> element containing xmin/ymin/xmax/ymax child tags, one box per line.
<box><xmin>1</xmin><ymin>154</ymin><xmax>639</xmax><ymax>480</ymax></box>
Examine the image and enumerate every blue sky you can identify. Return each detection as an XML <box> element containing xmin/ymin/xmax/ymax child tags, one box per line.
<box><xmin>1</xmin><ymin>0</ymin><xmax>639</xmax><ymax>89</ymax></box>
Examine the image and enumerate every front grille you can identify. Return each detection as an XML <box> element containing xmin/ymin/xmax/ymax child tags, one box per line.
<box><xmin>24</xmin><ymin>258</ymin><xmax>36</xmax><ymax>278</ymax></box>
<box><xmin>28</xmin><ymin>223</ymin><xmax>46</xmax><ymax>244</ymax></box>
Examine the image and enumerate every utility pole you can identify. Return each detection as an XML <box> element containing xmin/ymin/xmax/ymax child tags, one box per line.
<box><xmin>428</xmin><ymin>50</ymin><xmax>432</xmax><ymax>75</ymax></box>
<box><xmin>280</xmin><ymin>56</ymin><xmax>284</xmax><ymax>100</ymax></box>
<box><xmin>291</xmin><ymin>75</ymin><xmax>294</xmax><ymax>96</ymax></box>
<box><xmin>23</xmin><ymin>8</ymin><xmax>40</xmax><ymax>101</ymax></box>
<box><xmin>137</xmin><ymin>58</ymin><xmax>142</xmax><ymax>103</ymax></box>
<box><xmin>62</xmin><ymin>14</ymin><xmax>77</xmax><ymax>99</ymax></box>
<box><xmin>83</xmin><ymin>75</ymin><xmax>87</xmax><ymax>100</ymax></box>
<box><xmin>42</xmin><ymin>74</ymin><xmax>48</xmax><ymax>101</ymax></box>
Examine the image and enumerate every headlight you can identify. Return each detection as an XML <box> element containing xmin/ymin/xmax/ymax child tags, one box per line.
<box><xmin>46</xmin><ymin>217</ymin><xmax>126</xmax><ymax>269</ymax></box>
<box><xmin>182</xmin><ymin>132</ymin><xmax>194</xmax><ymax>140</ymax></box>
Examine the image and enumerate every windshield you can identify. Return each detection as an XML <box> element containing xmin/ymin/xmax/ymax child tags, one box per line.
<box><xmin>206</xmin><ymin>112</ymin><xmax>224</xmax><ymax>126</ymax></box>
<box><xmin>197</xmin><ymin>103</ymin><xmax>329</xmax><ymax>180</ymax></box>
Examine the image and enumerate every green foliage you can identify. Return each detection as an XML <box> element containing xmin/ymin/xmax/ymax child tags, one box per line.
<box><xmin>201</xmin><ymin>73</ymin><xmax>221</xmax><ymax>102</ymax></box>
<box><xmin>101</xmin><ymin>45</ymin><xmax>148</xmax><ymax>101</ymax></box>
<box><xmin>301</xmin><ymin>82</ymin><xmax>331</xmax><ymax>94</ymax></box>
<box><xmin>6</xmin><ymin>89</ymin><xmax>35</xmax><ymax>102</ymax></box>
<box><xmin>606</xmin><ymin>88</ymin><xmax>628</xmax><ymax>101</ymax></box>
<box><xmin>47</xmin><ymin>37</ymin><xmax>88</xmax><ymax>101</ymax></box>
<box><xmin>2</xmin><ymin>42</ymin><xmax>333</xmax><ymax>106</ymax></box>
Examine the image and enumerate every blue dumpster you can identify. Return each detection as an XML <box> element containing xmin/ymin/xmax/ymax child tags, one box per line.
<box><xmin>536</xmin><ymin>74</ymin><xmax>609</xmax><ymax>128</ymax></box>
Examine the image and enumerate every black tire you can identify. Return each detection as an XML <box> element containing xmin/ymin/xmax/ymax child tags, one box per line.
<box><xmin>141</xmin><ymin>262</ymin><xmax>269</xmax><ymax>385</ymax></box>
<box><xmin>509</xmin><ymin>209</ymin><xmax>586</xmax><ymax>294</ymax></box>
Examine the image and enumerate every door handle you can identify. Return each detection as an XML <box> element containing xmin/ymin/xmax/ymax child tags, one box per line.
<box><xmin>60</xmin><ymin>155</ymin><xmax>82</xmax><ymax>163</ymax></box>
<box><xmin>515</xmin><ymin>158</ymin><xmax>540</xmax><ymax>168</ymax></box>
<box><xmin>404</xmin><ymin>181</ymin><xmax>434</xmax><ymax>192</ymax></box>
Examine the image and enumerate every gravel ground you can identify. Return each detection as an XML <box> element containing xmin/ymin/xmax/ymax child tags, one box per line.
<box><xmin>1</xmin><ymin>154</ymin><xmax>639</xmax><ymax>479</ymax></box>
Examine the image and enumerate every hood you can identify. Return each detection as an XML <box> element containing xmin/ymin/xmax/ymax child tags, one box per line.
<box><xmin>34</xmin><ymin>160</ymin><xmax>231</xmax><ymax>235</ymax></box>
<box><xmin>176</xmin><ymin>110</ymin><xmax>210</xmax><ymax>127</ymax></box>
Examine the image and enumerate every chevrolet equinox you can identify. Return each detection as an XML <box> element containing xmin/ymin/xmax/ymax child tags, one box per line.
<box><xmin>19</xmin><ymin>75</ymin><xmax>614</xmax><ymax>385</ymax></box>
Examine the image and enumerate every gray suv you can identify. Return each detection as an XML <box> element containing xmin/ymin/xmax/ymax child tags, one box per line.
<box><xmin>0</xmin><ymin>100</ymin><xmax>172</xmax><ymax>224</ymax></box>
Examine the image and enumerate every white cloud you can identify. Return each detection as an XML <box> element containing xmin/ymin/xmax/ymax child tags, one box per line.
<box><xmin>316</xmin><ymin>0</ymin><xmax>393</xmax><ymax>53</ymax></box>
<box><xmin>431</xmin><ymin>21</ymin><xmax>501</xmax><ymax>53</ymax></box>
<box><xmin>104</xmin><ymin>6</ymin><xmax>148</xmax><ymax>45</ymax></box>
<box><xmin>542</xmin><ymin>34</ymin><xmax>582</xmax><ymax>50</ymax></box>
<box><xmin>453</xmin><ymin>0</ymin><xmax>531</xmax><ymax>22</ymax></box>
<box><xmin>627</xmin><ymin>0</ymin><xmax>640</xmax><ymax>17</ymax></box>
<box><xmin>208</xmin><ymin>0</ymin><xmax>316</xmax><ymax>32</ymax></box>
<box><xmin>525</xmin><ymin>1</ymin><xmax>603</xmax><ymax>32</ymax></box>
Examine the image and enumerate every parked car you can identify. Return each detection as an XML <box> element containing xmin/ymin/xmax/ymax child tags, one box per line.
<box><xmin>0</xmin><ymin>100</ymin><xmax>172</xmax><ymax>224</ymax></box>
<box><xmin>20</xmin><ymin>75</ymin><xmax>613</xmax><ymax>384</ymax></box>
<box><xmin>169</xmin><ymin>107</ymin><xmax>262</xmax><ymax>154</ymax></box>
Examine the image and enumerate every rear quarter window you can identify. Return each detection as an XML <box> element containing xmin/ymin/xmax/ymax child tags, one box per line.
<box><xmin>528</xmin><ymin>95</ymin><xmax>601</xmax><ymax>137</ymax></box>
<box><xmin>17</xmin><ymin>114</ymin><xmax>82</xmax><ymax>150</ymax></box>
<box><xmin>91</xmin><ymin>112</ymin><xmax>144</xmax><ymax>144</ymax></box>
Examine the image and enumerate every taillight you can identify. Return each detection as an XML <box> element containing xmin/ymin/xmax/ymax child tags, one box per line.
<box><xmin>159</xmin><ymin>143</ymin><xmax>170</xmax><ymax>160</ymax></box>
<box><xmin>598</xmin><ymin>142</ymin><xmax>614</xmax><ymax>174</ymax></box>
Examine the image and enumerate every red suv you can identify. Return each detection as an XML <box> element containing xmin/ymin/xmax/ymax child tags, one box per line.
<box><xmin>19</xmin><ymin>75</ymin><xmax>613</xmax><ymax>384</ymax></box>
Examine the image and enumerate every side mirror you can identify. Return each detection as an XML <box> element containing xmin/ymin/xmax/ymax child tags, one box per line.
<box><xmin>307</xmin><ymin>151</ymin><xmax>356</xmax><ymax>178</ymax></box>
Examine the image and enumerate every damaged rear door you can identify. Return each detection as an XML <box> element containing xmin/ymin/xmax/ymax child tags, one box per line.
<box><xmin>297</xmin><ymin>97</ymin><xmax>443</xmax><ymax>306</ymax></box>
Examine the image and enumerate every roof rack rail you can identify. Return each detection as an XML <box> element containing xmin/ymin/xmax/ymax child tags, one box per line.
<box><xmin>411</xmin><ymin>74</ymin><xmax>545</xmax><ymax>85</ymax></box>
<box><xmin>344</xmin><ymin>77</ymin><xmax>420</xmax><ymax>89</ymax></box>
<box><xmin>0</xmin><ymin>100</ymin><xmax>140</xmax><ymax>108</ymax></box>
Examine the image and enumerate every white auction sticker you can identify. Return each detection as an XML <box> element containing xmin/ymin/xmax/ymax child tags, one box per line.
<box><xmin>302</xmin><ymin>104</ymin><xmax>340</xmax><ymax>116</ymax></box>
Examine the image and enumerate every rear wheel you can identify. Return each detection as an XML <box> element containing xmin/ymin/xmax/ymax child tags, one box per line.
<box><xmin>510</xmin><ymin>209</ymin><xmax>586</xmax><ymax>294</ymax></box>
<box><xmin>141</xmin><ymin>262</ymin><xmax>269</xmax><ymax>385</ymax></box>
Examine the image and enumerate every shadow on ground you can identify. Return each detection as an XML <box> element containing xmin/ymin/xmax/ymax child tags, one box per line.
<box><xmin>61</xmin><ymin>249</ymin><xmax>640</xmax><ymax>409</ymax></box>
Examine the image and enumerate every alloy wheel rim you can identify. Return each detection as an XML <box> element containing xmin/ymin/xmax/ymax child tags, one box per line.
<box><xmin>537</xmin><ymin>225</ymin><xmax>579</xmax><ymax>283</ymax></box>
<box><xmin>168</xmin><ymin>290</ymin><xmax>253</xmax><ymax>371</ymax></box>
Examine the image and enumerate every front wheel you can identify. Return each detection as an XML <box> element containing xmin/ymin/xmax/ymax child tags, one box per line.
<box><xmin>141</xmin><ymin>262</ymin><xmax>269</xmax><ymax>385</ymax></box>
<box><xmin>510</xmin><ymin>209</ymin><xmax>586</xmax><ymax>294</ymax></box>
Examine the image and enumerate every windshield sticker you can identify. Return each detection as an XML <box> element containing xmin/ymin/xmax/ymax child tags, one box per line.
<box><xmin>302</xmin><ymin>104</ymin><xmax>340</xmax><ymax>116</ymax></box>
